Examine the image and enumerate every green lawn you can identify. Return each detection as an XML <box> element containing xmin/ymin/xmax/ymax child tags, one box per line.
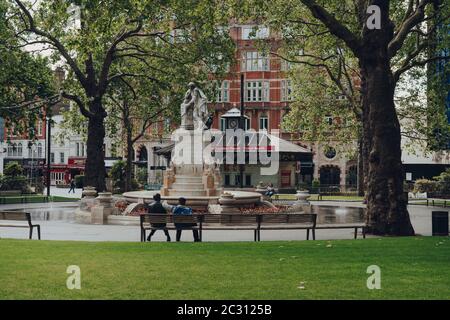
<box><xmin>0</xmin><ymin>237</ymin><xmax>449</xmax><ymax>299</ymax></box>
<box><xmin>0</xmin><ymin>195</ymin><xmax>78</xmax><ymax>204</ymax></box>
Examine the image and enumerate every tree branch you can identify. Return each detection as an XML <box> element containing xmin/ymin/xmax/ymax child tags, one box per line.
<box><xmin>300</xmin><ymin>0</ymin><xmax>362</xmax><ymax>57</ymax></box>
<box><xmin>61</xmin><ymin>91</ymin><xmax>93</xmax><ymax>118</ymax></box>
<box><xmin>388</xmin><ymin>0</ymin><xmax>431</xmax><ymax>58</ymax></box>
<box><xmin>14</xmin><ymin>0</ymin><xmax>88</xmax><ymax>88</ymax></box>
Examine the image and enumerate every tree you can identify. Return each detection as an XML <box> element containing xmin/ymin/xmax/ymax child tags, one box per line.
<box><xmin>236</xmin><ymin>0</ymin><xmax>449</xmax><ymax>235</ymax></box>
<box><xmin>9</xmin><ymin>0</ymin><xmax>233</xmax><ymax>191</ymax></box>
<box><xmin>0</xmin><ymin>1</ymin><xmax>56</xmax><ymax>136</ymax></box>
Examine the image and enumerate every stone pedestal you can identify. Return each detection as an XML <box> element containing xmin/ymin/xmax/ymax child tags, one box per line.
<box><xmin>162</xmin><ymin>129</ymin><xmax>220</xmax><ymax>199</ymax></box>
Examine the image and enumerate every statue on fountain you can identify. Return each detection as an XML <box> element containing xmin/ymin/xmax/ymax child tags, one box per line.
<box><xmin>180</xmin><ymin>82</ymin><xmax>209</xmax><ymax>131</ymax></box>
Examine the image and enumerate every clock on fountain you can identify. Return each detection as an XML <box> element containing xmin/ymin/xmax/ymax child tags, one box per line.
<box><xmin>228</xmin><ymin>118</ymin><xmax>239</xmax><ymax>129</ymax></box>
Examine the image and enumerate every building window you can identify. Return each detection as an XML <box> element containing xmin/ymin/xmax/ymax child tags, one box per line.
<box><xmin>242</xmin><ymin>26</ymin><xmax>269</xmax><ymax>40</ymax></box>
<box><xmin>234</xmin><ymin>174</ymin><xmax>241</xmax><ymax>186</ymax></box>
<box><xmin>17</xmin><ymin>143</ymin><xmax>22</xmax><ymax>157</ymax></box>
<box><xmin>259</xmin><ymin>115</ymin><xmax>269</xmax><ymax>131</ymax></box>
<box><xmin>37</xmin><ymin>119</ymin><xmax>43</xmax><ymax>136</ymax></box>
<box><xmin>324</xmin><ymin>115</ymin><xmax>333</xmax><ymax>125</ymax></box>
<box><xmin>216</xmin><ymin>81</ymin><xmax>229</xmax><ymax>102</ymax></box>
<box><xmin>242</xmin><ymin>51</ymin><xmax>269</xmax><ymax>71</ymax></box>
<box><xmin>76</xmin><ymin>143</ymin><xmax>80</xmax><ymax>157</ymax></box>
<box><xmin>245</xmin><ymin>174</ymin><xmax>252</xmax><ymax>186</ymax></box>
<box><xmin>50</xmin><ymin>153</ymin><xmax>55</xmax><ymax>163</ymax></box>
<box><xmin>81</xmin><ymin>143</ymin><xmax>85</xmax><ymax>157</ymax></box>
<box><xmin>37</xmin><ymin>143</ymin><xmax>42</xmax><ymax>158</ymax></box>
<box><xmin>224</xmin><ymin>174</ymin><xmax>230</xmax><ymax>186</ymax></box>
<box><xmin>246</xmin><ymin>81</ymin><xmax>269</xmax><ymax>102</ymax></box>
<box><xmin>220</xmin><ymin>118</ymin><xmax>226</xmax><ymax>131</ymax></box>
<box><xmin>324</xmin><ymin>147</ymin><xmax>337</xmax><ymax>159</ymax></box>
<box><xmin>164</xmin><ymin>118</ymin><xmax>171</xmax><ymax>131</ymax></box>
<box><xmin>245</xmin><ymin>117</ymin><xmax>251</xmax><ymax>130</ymax></box>
<box><xmin>280</xmin><ymin>59</ymin><xmax>292</xmax><ymax>71</ymax></box>
<box><xmin>60</xmin><ymin>152</ymin><xmax>65</xmax><ymax>163</ymax></box>
<box><xmin>7</xmin><ymin>143</ymin><xmax>15</xmax><ymax>157</ymax></box>
<box><xmin>281</xmin><ymin>80</ymin><xmax>293</xmax><ymax>101</ymax></box>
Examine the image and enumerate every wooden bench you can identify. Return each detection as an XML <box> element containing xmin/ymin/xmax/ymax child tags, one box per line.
<box><xmin>140</xmin><ymin>214</ymin><xmax>202</xmax><ymax>242</ymax></box>
<box><xmin>140</xmin><ymin>213</ymin><xmax>317</xmax><ymax>242</ymax></box>
<box><xmin>200</xmin><ymin>214</ymin><xmax>260</xmax><ymax>241</ymax></box>
<box><xmin>0</xmin><ymin>211</ymin><xmax>41</xmax><ymax>239</ymax></box>
<box><xmin>258</xmin><ymin>213</ymin><xmax>317</xmax><ymax>241</ymax></box>
<box><xmin>315</xmin><ymin>223</ymin><xmax>367</xmax><ymax>239</ymax></box>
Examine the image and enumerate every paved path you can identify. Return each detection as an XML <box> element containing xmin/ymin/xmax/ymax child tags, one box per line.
<box><xmin>0</xmin><ymin>220</ymin><xmax>370</xmax><ymax>242</ymax></box>
<box><xmin>44</xmin><ymin>187</ymin><xmax>82</xmax><ymax>199</ymax></box>
<box><xmin>0</xmin><ymin>201</ymin><xmax>446</xmax><ymax>242</ymax></box>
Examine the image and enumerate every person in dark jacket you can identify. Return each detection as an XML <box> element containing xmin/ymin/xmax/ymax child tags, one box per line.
<box><xmin>146</xmin><ymin>193</ymin><xmax>171</xmax><ymax>242</ymax></box>
<box><xmin>171</xmin><ymin>197</ymin><xmax>200</xmax><ymax>242</ymax></box>
<box><xmin>68</xmin><ymin>179</ymin><xmax>76</xmax><ymax>194</ymax></box>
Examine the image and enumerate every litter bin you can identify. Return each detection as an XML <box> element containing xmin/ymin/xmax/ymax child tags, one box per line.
<box><xmin>432</xmin><ymin>211</ymin><xmax>449</xmax><ymax>236</ymax></box>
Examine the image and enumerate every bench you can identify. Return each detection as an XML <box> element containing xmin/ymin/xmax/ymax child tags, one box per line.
<box><xmin>315</xmin><ymin>223</ymin><xmax>367</xmax><ymax>239</ymax></box>
<box><xmin>258</xmin><ymin>213</ymin><xmax>317</xmax><ymax>241</ymax></box>
<box><xmin>140</xmin><ymin>213</ymin><xmax>317</xmax><ymax>242</ymax></box>
<box><xmin>140</xmin><ymin>214</ymin><xmax>202</xmax><ymax>242</ymax></box>
<box><xmin>0</xmin><ymin>211</ymin><xmax>41</xmax><ymax>239</ymax></box>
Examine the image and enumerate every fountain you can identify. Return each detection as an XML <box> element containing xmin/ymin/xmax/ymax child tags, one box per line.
<box><xmin>123</xmin><ymin>82</ymin><xmax>262</xmax><ymax>212</ymax></box>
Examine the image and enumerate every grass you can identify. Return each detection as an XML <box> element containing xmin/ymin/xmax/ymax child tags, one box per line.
<box><xmin>0</xmin><ymin>195</ymin><xmax>78</xmax><ymax>204</ymax></box>
<box><xmin>0</xmin><ymin>237</ymin><xmax>449</xmax><ymax>299</ymax></box>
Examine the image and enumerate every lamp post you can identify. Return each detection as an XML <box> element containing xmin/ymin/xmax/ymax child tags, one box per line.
<box><xmin>239</xmin><ymin>73</ymin><xmax>245</xmax><ymax>189</ymax></box>
<box><xmin>46</xmin><ymin>115</ymin><xmax>52</xmax><ymax>197</ymax></box>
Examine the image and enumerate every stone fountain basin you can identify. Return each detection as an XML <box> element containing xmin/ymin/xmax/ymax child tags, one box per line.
<box><xmin>122</xmin><ymin>190</ymin><xmax>262</xmax><ymax>208</ymax></box>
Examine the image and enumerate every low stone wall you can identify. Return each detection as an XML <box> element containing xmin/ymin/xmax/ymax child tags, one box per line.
<box><xmin>107</xmin><ymin>215</ymin><xmax>140</xmax><ymax>226</ymax></box>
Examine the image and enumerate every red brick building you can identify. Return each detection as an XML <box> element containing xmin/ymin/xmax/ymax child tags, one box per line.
<box><xmin>207</xmin><ymin>25</ymin><xmax>315</xmax><ymax>189</ymax></box>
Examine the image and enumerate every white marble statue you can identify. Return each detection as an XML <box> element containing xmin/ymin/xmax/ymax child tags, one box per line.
<box><xmin>180</xmin><ymin>82</ymin><xmax>208</xmax><ymax>130</ymax></box>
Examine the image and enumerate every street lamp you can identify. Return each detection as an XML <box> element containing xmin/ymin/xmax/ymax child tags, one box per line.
<box><xmin>239</xmin><ymin>73</ymin><xmax>245</xmax><ymax>189</ymax></box>
<box><xmin>46</xmin><ymin>115</ymin><xmax>52</xmax><ymax>197</ymax></box>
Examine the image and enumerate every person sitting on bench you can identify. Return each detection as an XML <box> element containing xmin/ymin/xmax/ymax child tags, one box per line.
<box><xmin>170</xmin><ymin>197</ymin><xmax>200</xmax><ymax>242</ymax></box>
<box><xmin>146</xmin><ymin>193</ymin><xmax>171</xmax><ymax>242</ymax></box>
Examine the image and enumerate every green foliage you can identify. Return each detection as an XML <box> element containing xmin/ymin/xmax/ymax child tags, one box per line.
<box><xmin>312</xmin><ymin>179</ymin><xmax>320</xmax><ymax>188</ymax></box>
<box><xmin>434</xmin><ymin>169</ymin><xmax>450</xmax><ymax>194</ymax></box>
<box><xmin>3</xmin><ymin>161</ymin><xmax>23</xmax><ymax>177</ymax></box>
<box><xmin>131</xmin><ymin>178</ymin><xmax>140</xmax><ymax>191</ymax></box>
<box><xmin>135</xmin><ymin>167</ymin><xmax>148</xmax><ymax>185</ymax></box>
<box><xmin>0</xmin><ymin>162</ymin><xmax>30</xmax><ymax>192</ymax></box>
<box><xmin>413</xmin><ymin>179</ymin><xmax>438</xmax><ymax>193</ymax></box>
<box><xmin>109</xmin><ymin>160</ymin><xmax>126</xmax><ymax>193</ymax></box>
<box><xmin>0</xmin><ymin>1</ymin><xmax>56</xmax><ymax>136</ymax></box>
<box><xmin>74</xmin><ymin>175</ymin><xmax>84</xmax><ymax>188</ymax></box>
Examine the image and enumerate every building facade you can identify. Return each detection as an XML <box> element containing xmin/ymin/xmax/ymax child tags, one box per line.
<box><xmin>208</xmin><ymin>24</ymin><xmax>356</xmax><ymax>190</ymax></box>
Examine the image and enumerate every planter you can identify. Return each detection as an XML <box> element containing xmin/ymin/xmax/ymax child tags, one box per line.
<box><xmin>96</xmin><ymin>192</ymin><xmax>113</xmax><ymax>208</ymax></box>
<box><xmin>293</xmin><ymin>190</ymin><xmax>310</xmax><ymax>206</ymax></box>
<box><xmin>82</xmin><ymin>186</ymin><xmax>97</xmax><ymax>198</ymax></box>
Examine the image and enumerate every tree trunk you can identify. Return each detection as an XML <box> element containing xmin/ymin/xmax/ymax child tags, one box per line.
<box><xmin>357</xmin><ymin>135</ymin><xmax>365</xmax><ymax>197</ymax></box>
<box><xmin>84</xmin><ymin>100</ymin><xmax>107</xmax><ymax>192</ymax></box>
<box><xmin>363</xmin><ymin>57</ymin><xmax>414</xmax><ymax>236</ymax></box>
<box><xmin>360</xmin><ymin>66</ymin><xmax>371</xmax><ymax>199</ymax></box>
